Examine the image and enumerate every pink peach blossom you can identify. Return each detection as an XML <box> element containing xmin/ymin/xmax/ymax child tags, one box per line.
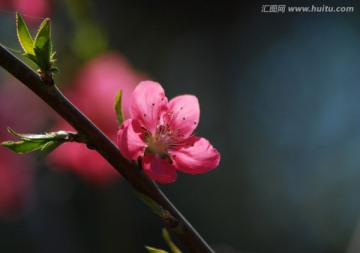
<box><xmin>13</xmin><ymin>0</ymin><xmax>51</xmax><ymax>19</ymax></box>
<box><xmin>0</xmin><ymin>0</ymin><xmax>52</xmax><ymax>24</ymax></box>
<box><xmin>117</xmin><ymin>81</ymin><xmax>220</xmax><ymax>183</ymax></box>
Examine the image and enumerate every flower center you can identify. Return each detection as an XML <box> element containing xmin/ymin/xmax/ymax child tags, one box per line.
<box><xmin>143</xmin><ymin>108</ymin><xmax>188</xmax><ymax>161</ymax></box>
<box><xmin>146</xmin><ymin>133</ymin><xmax>168</xmax><ymax>155</ymax></box>
<box><xmin>145</xmin><ymin>123</ymin><xmax>177</xmax><ymax>158</ymax></box>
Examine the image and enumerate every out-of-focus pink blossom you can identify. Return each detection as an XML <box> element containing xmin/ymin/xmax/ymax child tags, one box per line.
<box><xmin>0</xmin><ymin>79</ymin><xmax>51</xmax><ymax>134</ymax></box>
<box><xmin>0</xmin><ymin>150</ymin><xmax>34</xmax><ymax>219</ymax></box>
<box><xmin>0</xmin><ymin>79</ymin><xmax>50</xmax><ymax>219</ymax></box>
<box><xmin>117</xmin><ymin>81</ymin><xmax>220</xmax><ymax>183</ymax></box>
<box><xmin>1</xmin><ymin>0</ymin><xmax>52</xmax><ymax>24</ymax></box>
<box><xmin>48</xmin><ymin>52</ymin><xmax>146</xmax><ymax>185</ymax></box>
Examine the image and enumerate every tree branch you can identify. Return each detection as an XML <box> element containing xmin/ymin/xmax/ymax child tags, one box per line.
<box><xmin>0</xmin><ymin>44</ymin><xmax>215</xmax><ymax>253</ymax></box>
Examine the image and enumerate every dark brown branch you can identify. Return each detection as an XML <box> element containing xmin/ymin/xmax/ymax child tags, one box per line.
<box><xmin>0</xmin><ymin>44</ymin><xmax>215</xmax><ymax>253</ymax></box>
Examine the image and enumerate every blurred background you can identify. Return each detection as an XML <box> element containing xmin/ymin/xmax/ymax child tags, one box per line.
<box><xmin>1</xmin><ymin>0</ymin><xmax>360</xmax><ymax>252</ymax></box>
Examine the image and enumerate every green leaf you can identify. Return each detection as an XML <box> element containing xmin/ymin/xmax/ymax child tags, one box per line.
<box><xmin>7</xmin><ymin>127</ymin><xmax>47</xmax><ymax>141</ymax></box>
<box><xmin>114</xmin><ymin>90</ymin><xmax>125</xmax><ymax>126</ymax></box>
<box><xmin>144</xmin><ymin>229</ymin><xmax>181</xmax><ymax>253</ymax></box>
<box><xmin>162</xmin><ymin>229</ymin><xmax>181</xmax><ymax>253</ymax></box>
<box><xmin>38</xmin><ymin>140</ymin><xmax>64</xmax><ymax>160</ymax></box>
<box><xmin>34</xmin><ymin>18</ymin><xmax>51</xmax><ymax>52</ymax></box>
<box><xmin>2</xmin><ymin>140</ymin><xmax>46</xmax><ymax>153</ymax></box>
<box><xmin>33</xmin><ymin>18</ymin><xmax>52</xmax><ymax>71</ymax></box>
<box><xmin>145</xmin><ymin>246</ymin><xmax>168</xmax><ymax>253</ymax></box>
<box><xmin>2</xmin><ymin>128</ymin><xmax>77</xmax><ymax>156</ymax></box>
<box><xmin>7</xmin><ymin>127</ymin><xmax>59</xmax><ymax>142</ymax></box>
<box><xmin>15</xmin><ymin>13</ymin><xmax>56</xmax><ymax>78</ymax></box>
<box><xmin>24</xmin><ymin>53</ymin><xmax>40</xmax><ymax>66</ymax></box>
<box><xmin>16</xmin><ymin>12</ymin><xmax>34</xmax><ymax>55</ymax></box>
<box><xmin>34</xmin><ymin>40</ymin><xmax>52</xmax><ymax>71</ymax></box>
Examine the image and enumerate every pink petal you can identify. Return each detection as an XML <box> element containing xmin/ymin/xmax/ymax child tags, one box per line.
<box><xmin>117</xmin><ymin>119</ymin><xmax>146</xmax><ymax>160</ymax></box>
<box><xmin>130</xmin><ymin>81</ymin><xmax>168</xmax><ymax>132</ymax></box>
<box><xmin>167</xmin><ymin>95</ymin><xmax>200</xmax><ymax>139</ymax></box>
<box><xmin>142</xmin><ymin>153</ymin><xmax>177</xmax><ymax>183</ymax></box>
<box><xmin>170</xmin><ymin>136</ymin><xmax>220</xmax><ymax>174</ymax></box>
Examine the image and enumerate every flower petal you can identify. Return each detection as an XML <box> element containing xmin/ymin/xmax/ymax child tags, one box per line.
<box><xmin>167</xmin><ymin>95</ymin><xmax>199</xmax><ymax>139</ymax></box>
<box><xmin>170</xmin><ymin>136</ymin><xmax>220</xmax><ymax>174</ymax></box>
<box><xmin>117</xmin><ymin>119</ymin><xmax>146</xmax><ymax>160</ymax></box>
<box><xmin>142</xmin><ymin>153</ymin><xmax>177</xmax><ymax>183</ymax></box>
<box><xmin>130</xmin><ymin>81</ymin><xmax>168</xmax><ymax>132</ymax></box>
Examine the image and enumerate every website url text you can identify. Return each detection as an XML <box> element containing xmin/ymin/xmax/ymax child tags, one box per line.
<box><xmin>261</xmin><ymin>5</ymin><xmax>354</xmax><ymax>13</ymax></box>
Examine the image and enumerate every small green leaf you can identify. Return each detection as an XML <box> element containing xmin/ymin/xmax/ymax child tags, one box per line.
<box><xmin>7</xmin><ymin>127</ymin><xmax>58</xmax><ymax>142</ymax></box>
<box><xmin>114</xmin><ymin>90</ymin><xmax>125</xmax><ymax>126</ymax></box>
<box><xmin>2</xmin><ymin>140</ymin><xmax>46</xmax><ymax>153</ymax></box>
<box><xmin>34</xmin><ymin>18</ymin><xmax>51</xmax><ymax>51</ymax></box>
<box><xmin>15</xmin><ymin>13</ymin><xmax>56</xmax><ymax>79</ymax></box>
<box><xmin>33</xmin><ymin>18</ymin><xmax>52</xmax><ymax>72</ymax></box>
<box><xmin>162</xmin><ymin>229</ymin><xmax>181</xmax><ymax>253</ymax></box>
<box><xmin>34</xmin><ymin>40</ymin><xmax>52</xmax><ymax>71</ymax></box>
<box><xmin>7</xmin><ymin>127</ymin><xmax>46</xmax><ymax>141</ymax></box>
<box><xmin>16</xmin><ymin>12</ymin><xmax>34</xmax><ymax>55</ymax></box>
<box><xmin>24</xmin><ymin>53</ymin><xmax>39</xmax><ymax>66</ymax></box>
<box><xmin>2</xmin><ymin>128</ymin><xmax>77</xmax><ymax>156</ymax></box>
<box><xmin>145</xmin><ymin>246</ymin><xmax>168</xmax><ymax>253</ymax></box>
<box><xmin>38</xmin><ymin>140</ymin><xmax>64</xmax><ymax>160</ymax></box>
<box><xmin>144</xmin><ymin>229</ymin><xmax>181</xmax><ymax>253</ymax></box>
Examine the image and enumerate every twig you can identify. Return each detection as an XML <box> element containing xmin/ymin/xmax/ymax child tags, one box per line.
<box><xmin>0</xmin><ymin>44</ymin><xmax>215</xmax><ymax>253</ymax></box>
